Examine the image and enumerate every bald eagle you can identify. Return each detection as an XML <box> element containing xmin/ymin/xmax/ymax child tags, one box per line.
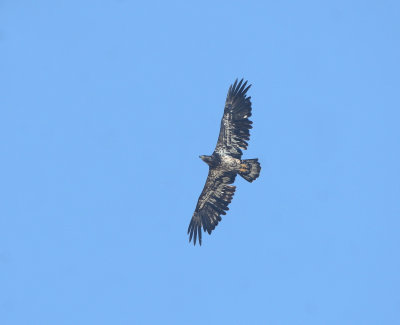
<box><xmin>188</xmin><ymin>79</ymin><xmax>261</xmax><ymax>245</ymax></box>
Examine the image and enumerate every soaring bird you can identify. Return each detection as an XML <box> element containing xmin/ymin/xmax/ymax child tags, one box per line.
<box><xmin>188</xmin><ymin>79</ymin><xmax>261</xmax><ymax>245</ymax></box>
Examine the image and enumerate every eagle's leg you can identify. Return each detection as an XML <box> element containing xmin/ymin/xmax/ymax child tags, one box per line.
<box><xmin>239</xmin><ymin>163</ymin><xmax>249</xmax><ymax>173</ymax></box>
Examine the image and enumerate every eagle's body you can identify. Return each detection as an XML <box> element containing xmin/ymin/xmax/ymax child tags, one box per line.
<box><xmin>188</xmin><ymin>79</ymin><xmax>261</xmax><ymax>245</ymax></box>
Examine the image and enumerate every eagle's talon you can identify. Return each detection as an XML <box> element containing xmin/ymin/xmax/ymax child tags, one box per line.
<box><xmin>239</xmin><ymin>163</ymin><xmax>249</xmax><ymax>173</ymax></box>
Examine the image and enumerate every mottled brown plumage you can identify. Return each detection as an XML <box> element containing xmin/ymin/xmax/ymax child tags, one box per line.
<box><xmin>188</xmin><ymin>79</ymin><xmax>261</xmax><ymax>245</ymax></box>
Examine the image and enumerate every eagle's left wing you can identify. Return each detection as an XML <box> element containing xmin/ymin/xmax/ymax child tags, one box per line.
<box><xmin>215</xmin><ymin>79</ymin><xmax>253</xmax><ymax>159</ymax></box>
<box><xmin>188</xmin><ymin>169</ymin><xmax>237</xmax><ymax>245</ymax></box>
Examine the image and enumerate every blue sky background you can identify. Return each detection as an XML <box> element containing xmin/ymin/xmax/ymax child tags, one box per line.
<box><xmin>1</xmin><ymin>1</ymin><xmax>400</xmax><ymax>324</ymax></box>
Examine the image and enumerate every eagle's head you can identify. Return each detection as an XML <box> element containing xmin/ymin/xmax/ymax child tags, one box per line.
<box><xmin>199</xmin><ymin>155</ymin><xmax>214</xmax><ymax>166</ymax></box>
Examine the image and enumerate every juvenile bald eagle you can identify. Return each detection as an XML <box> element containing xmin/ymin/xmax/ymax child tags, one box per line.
<box><xmin>188</xmin><ymin>79</ymin><xmax>261</xmax><ymax>245</ymax></box>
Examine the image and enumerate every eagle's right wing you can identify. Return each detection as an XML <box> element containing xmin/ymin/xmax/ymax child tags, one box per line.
<box><xmin>188</xmin><ymin>169</ymin><xmax>236</xmax><ymax>245</ymax></box>
<box><xmin>214</xmin><ymin>79</ymin><xmax>253</xmax><ymax>159</ymax></box>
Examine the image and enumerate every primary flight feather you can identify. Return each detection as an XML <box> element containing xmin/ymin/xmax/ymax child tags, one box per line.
<box><xmin>188</xmin><ymin>79</ymin><xmax>261</xmax><ymax>245</ymax></box>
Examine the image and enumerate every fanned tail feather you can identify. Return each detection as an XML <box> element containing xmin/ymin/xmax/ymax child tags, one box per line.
<box><xmin>239</xmin><ymin>159</ymin><xmax>261</xmax><ymax>183</ymax></box>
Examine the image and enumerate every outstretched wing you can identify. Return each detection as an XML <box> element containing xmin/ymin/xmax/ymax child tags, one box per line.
<box><xmin>215</xmin><ymin>79</ymin><xmax>253</xmax><ymax>159</ymax></box>
<box><xmin>188</xmin><ymin>169</ymin><xmax>236</xmax><ymax>245</ymax></box>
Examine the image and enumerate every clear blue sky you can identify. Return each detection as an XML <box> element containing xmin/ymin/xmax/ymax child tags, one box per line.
<box><xmin>1</xmin><ymin>1</ymin><xmax>399</xmax><ymax>324</ymax></box>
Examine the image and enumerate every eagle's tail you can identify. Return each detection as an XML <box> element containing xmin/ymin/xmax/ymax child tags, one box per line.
<box><xmin>239</xmin><ymin>159</ymin><xmax>261</xmax><ymax>182</ymax></box>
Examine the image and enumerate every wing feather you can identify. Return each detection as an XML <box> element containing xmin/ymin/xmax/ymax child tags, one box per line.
<box><xmin>188</xmin><ymin>169</ymin><xmax>236</xmax><ymax>245</ymax></box>
<box><xmin>215</xmin><ymin>79</ymin><xmax>253</xmax><ymax>158</ymax></box>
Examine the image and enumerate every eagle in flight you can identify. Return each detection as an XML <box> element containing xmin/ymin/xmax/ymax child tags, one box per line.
<box><xmin>188</xmin><ymin>79</ymin><xmax>261</xmax><ymax>245</ymax></box>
